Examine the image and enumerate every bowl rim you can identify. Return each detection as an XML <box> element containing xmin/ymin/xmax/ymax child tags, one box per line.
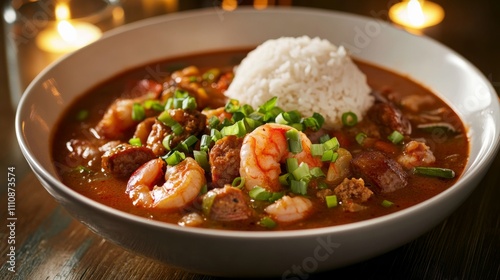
<box><xmin>15</xmin><ymin>6</ymin><xmax>500</xmax><ymax>239</ymax></box>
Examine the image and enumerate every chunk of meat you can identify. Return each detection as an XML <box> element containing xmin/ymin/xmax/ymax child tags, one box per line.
<box><xmin>368</xmin><ymin>102</ymin><xmax>412</xmax><ymax>135</ymax></box>
<box><xmin>145</xmin><ymin>109</ymin><xmax>207</xmax><ymax>156</ymax></box>
<box><xmin>65</xmin><ymin>139</ymin><xmax>101</xmax><ymax>169</ymax></box>
<box><xmin>101</xmin><ymin>143</ymin><xmax>156</xmax><ymax>178</ymax></box>
<box><xmin>397</xmin><ymin>140</ymin><xmax>436</xmax><ymax>169</ymax></box>
<box><xmin>351</xmin><ymin>151</ymin><xmax>408</xmax><ymax>193</ymax></box>
<box><xmin>205</xmin><ymin>185</ymin><xmax>252</xmax><ymax>222</ymax></box>
<box><xmin>334</xmin><ymin>178</ymin><xmax>373</xmax><ymax>212</ymax></box>
<box><xmin>209</xmin><ymin>135</ymin><xmax>243</xmax><ymax>188</ymax></box>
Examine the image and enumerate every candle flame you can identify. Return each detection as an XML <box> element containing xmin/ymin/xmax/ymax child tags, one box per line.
<box><xmin>406</xmin><ymin>0</ymin><xmax>426</xmax><ymax>28</ymax></box>
<box><xmin>55</xmin><ymin>3</ymin><xmax>77</xmax><ymax>43</ymax></box>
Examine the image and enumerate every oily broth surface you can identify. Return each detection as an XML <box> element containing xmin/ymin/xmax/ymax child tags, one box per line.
<box><xmin>51</xmin><ymin>49</ymin><xmax>468</xmax><ymax>231</ymax></box>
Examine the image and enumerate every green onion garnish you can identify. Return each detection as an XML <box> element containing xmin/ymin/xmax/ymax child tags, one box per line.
<box><xmin>162</xmin><ymin>135</ymin><xmax>173</xmax><ymax>150</ymax></box>
<box><xmin>144</xmin><ymin>100</ymin><xmax>164</xmax><ymax>111</ymax></box>
<box><xmin>231</xmin><ymin>177</ymin><xmax>245</xmax><ymax>189</ymax></box>
<box><xmin>164</xmin><ymin>150</ymin><xmax>185</xmax><ymax>166</ymax></box>
<box><xmin>211</xmin><ymin>129</ymin><xmax>222</xmax><ymax>142</ymax></box>
<box><xmin>132</xmin><ymin>103</ymin><xmax>146</xmax><ymax>121</ymax></box>
<box><xmin>319</xmin><ymin>134</ymin><xmax>331</xmax><ymax>144</ymax></box>
<box><xmin>258</xmin><ymin>216</ymin><xmax>277</xmax><ymax>229</ymax></box>
<box><xmin>200</xmin><ymin>134</ymin><xmax>212</xmax><ymax>152</ymax></box>
<box><xmin>381</xmin><ymin>200</ymin><xmax>394</xmax><ymax>207</ymax></box>
<box><xmin>182</xmin><ymin>96</ymin><xmax>197</xmax><ymax>110</ymax></box>
<box><xmin>279</xmin><ymin>173</ymin><xmax>290</xmax><ymax>186</ymax></box>
<box><xmin>199</xmin><ymin>184</ymin><xmax>208</xmax><ymax>195</ymax></box>
<box><xmin>323</xmin><ymin>137</ymin><xmax>340</xmax><ymax>151</ymax></box>
<box><xmin>341</xmin><ymin>111</ymin><xmax>358</xmax><ymax>126</ymax></box>
<box><xmin>249</xmin><ymin>186</ymin><xmax>272</xmax><ymax>201</ymax></box>
<box><xmin>290</xmin><ymin>180</ymin><xmax>308</xmax><ymax>195</ymax></box>
<box><xmin>193</xmin><ymin>150</ymin><xmax>210</xmax><ymax>172</ymax></box>
<box><xmin>286</xmin><ymin>158</ymin><xmax>299</xmax><ymax>173</ymax></box>
<box><xmin>310</xmin><ymin>167</ymin><xmax>325</xmax><ymax>178</ymax></box>
<box><xmin>221</xmin><ymin>119</ymin><xmax>247</xmax><ymax>137</ymax></box>
<box><xmin>321</xmin><ymin>150</ymin><xmax>338</xmax><ymax>163</ymax></box>
<box><xmin>75</xmin><ymin>109</ymin><xmax>89</xmax><ymax>121</ymax></box>
<box><xmin>355</xmin><ymin>132</ymin><xmax>368</xmax><ymax>145</ymax></box>
<box><xmin>202</xmin><ymin>190</ymin><xmax>217</xmax><ymax>216</ymax></box>
<box><xmin>268</xmin><ymin>192</ymin><xmax>284</xmax><ymax>202</ymax></box>
<box><xmin>128</xmin><ymin>137</ymin><xmax>142</xmax><ymax>147</ymax></box>
<box><xmin>258</xmin><ymin>96</ymin><xmax>278</xmax><ymax>113</ymax></box>
<box><xmin>291</xmin><ymin>162</ymin><xmax>311</xmax><ymax>182</ymax></box>
<box><xmin>286</xmin><ymin>129</ymin><xmax>303</xmax><ymax>154</ymax></box>
<box><xmin>311</xmin><ymin>144</ymin><xmax>324</xmax><ymax>157</ymax></box>
<box><xmin>412</xmin><ymin>167</ymin><xmax>456</xmax><ymax>179</ymax></box>
<box><xmin>171</xmin><ymin>122</ymin><xmax>184</xmax><ymax>135</ymax></box>
<box><xmin>388</xmin><ymin>130</ymin><xmax>404</xmax><ymax>144</ymax></box>
<box><xmin>224</xmin><ymin>99</ymin><xmax>240</xmax><ymax>113</ymax></box>
<box><xmin>325</xmin><ymin>195</ymin><xmax>338</xmax><ymax>208</ymax></box>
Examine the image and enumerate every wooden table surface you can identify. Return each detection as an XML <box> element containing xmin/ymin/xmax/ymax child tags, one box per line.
<box><xmin>1</xmin><ymin>1</ymin><xmax>499</xmax><ymax>279</ymax></box>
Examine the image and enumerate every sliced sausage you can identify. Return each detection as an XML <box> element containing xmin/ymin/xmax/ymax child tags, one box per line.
<box><xmin>206</xmin><ymin>185</ymin><xmax>252</xmax><ymax>222</ymax></box>
<box><xmin>101</xmin><ymin>143</ymin><xmax>156</xmax><ymax>178</ymax></box>
<box><xmin>209</xmin><ymin>135</ymin><xmax>243</xmax><ymax>188</ymax></box>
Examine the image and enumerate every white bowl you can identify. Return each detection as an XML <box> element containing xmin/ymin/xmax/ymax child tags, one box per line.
<box><xmin>16</xmin><ymin>7</ymin><xmax>500</xmax><ymax>277</ymax></box>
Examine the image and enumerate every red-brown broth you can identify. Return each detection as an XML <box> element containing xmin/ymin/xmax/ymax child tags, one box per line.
<box><xmin>51</xmin><ymin>49</ymin><xmax>469</xmax><ymax>231</ymax></box>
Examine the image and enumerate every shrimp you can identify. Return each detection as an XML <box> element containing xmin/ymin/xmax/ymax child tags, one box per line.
<box><xmin>240</xmin><ymin>123</ymin><xmax>322</xmax><ymax>192</ymax></box>
<box><xmin>126</xmin><ymin>157</ymin><xmax>206</xmax><ymax>210</ymax></box>
<box><xmin>264</xmin><ymin>195</ymin><xmax>313</xmax><ymax>222</ymax></box>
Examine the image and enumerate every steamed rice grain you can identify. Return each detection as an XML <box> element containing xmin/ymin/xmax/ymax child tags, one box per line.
<box><xmin>224</xmin><ymin>36</ymin><xmax>374</xmax><ymax>129</ymax></box>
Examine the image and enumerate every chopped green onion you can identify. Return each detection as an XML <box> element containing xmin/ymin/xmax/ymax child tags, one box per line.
<box><xmin>291</xmin><ymin>162</ymin><xmax>310</xmax><ymax>182</ymax></box>
<box><xmin>249</xmin><ymin>186</ymin><xmax>272</xmax><ymax>201</ymax></box>
<box><xmin>286</xmin><ymin>158</ymin><xmax>299</xmax><ymax>173</ymax></box>
<box><xmin>75</xmin><ymin>109</ymin><xmax>89</xmax><ymax>121</ymax></box>
<box><xmin>200</xmin><ymin>134</ymin><xmax>212</xmax><ymax>152</ymax></box>
<box><xmin>144</xmin><ymin>100</ymin><xmax>164</xmax><ymax>111</ymax></box>
<box><xmin>312</xmin><ymin>112</ymin><xmax>325</xmax><ymax>128</ymax></box>
<box><xmin>323</xmin><ymin>137</ymin><xmax>339</xmax><ymax>151</ymax></box>
<box><xmin>231</xmin><ymin>177</ymin><xmax>245</xmax><ymax>189</ymax></box>
<box><xmin>211</xmin><ymin>129</ymin><xmax>222</xmax><ymax>142</ymax></box>
<box><xmin>387</xmin><ymin>130</ymin><xmax>404</xmax><ymax>144</ymax></box>
<box><xmin>128</xmin><ymin>137</ymin><xmax>142</xmax><ymax>147</ymax></box>
<box><xmin>174</xmin><ymin>89</ymin><xmax>189</xmax><ymax>98</ymax></box>
<box><xmin>290</xmin><ymin>180</ymin><xmax>308</xmax><ymax>195</ymax></box>
<box><xmin>244</xmin><ymin>117</ymin><xmax>262</xmax><ymax>131</ymax></box>
<box><xmin>193</xmin><ymin>150</ymin><xmax>210</xmax><ymax>171</ymax></box>
<box><xmin>381</xmin><ymin>200</ymin><xmax>394</xmax><ymax>207</ymax></box>
<box><xmin>202</xmin><ymin>190</ymin><xmax>217</xmax><ymax>216</ymax></box>
<box><xmin>258</xmin><ymin>216</ymin><xmax>277</xmax><ymax>229</ymax></box>
<box><xmin>319</xmin><ymin>134</ymin><xmax>331</xmax><ymax>144</ymax></box>
<box><xmin>199</xmin><ymin>184</ymin><xmax>208</xmax><ymax>195</ymax></box>
<box><xmin>258</xmin><ymin>96</ymin><xmax>278</xmax><ymax>113</ymax></box>
<box><xmin>208</xmin><ymin>116</ymin><xmax>221</xmax><ymax>129</ymax></box>
<box><xmin>164</xmin><ymin>151</ymin><xmax>185</xmax><ymax>166</ymax></box>
<box><xmin>164</xmin><ymin>98</ymin><xmax>174</xmax><ymax>110</ymax></box>
<box><xmin>321</xmin><ymin>150</ymin><xmax>338</xmax><ymax>162</ymax></box>
<box><xmin>182</xmin><ymin>96</ymin><xmax>197</xmax><ymax>110</ymax></box>
<box><xmin>341</xmin><ymin>111</ymin><xmax>358</xmax><ymax>127</ymax></box>
<box><xmin>162</xmin><ymin>135</ymin><xmax>173</xmax><ymax>150</ymax></box>
<box><xmin>158</xmin><ymin>111</ymin><xmax>176</xmax><ymax>126</ymax></box>
<box><xmin>311</xmin><ymin>144</ymin><xmax>324</xmax><ymax>157</ymax></box>
<box><xmin>132</xmin><ymin>103</ymin><xmax>146</xmax><ymax>121</ymax></box>
<box><xmin>171</xmin><ymin>122</ymin><xmax>184</xmax><ymax>135</ymax></box>
<box><xmin>412</xmin><ymin>167</ymin><xmax>456</xmax><ymax>179</ymax></box>
<box><xmin>182</xmin><ymin>135</ymin><xmax>198</xmax><ymax>147</ymax></box>
<box><xmin>290</xmin><ymin>122</ymin><xmax>305</xmax><ymax>132</ymax></box>
<box><xmin>275</xmin><ymin>113</ymin><xmax>288</xmax><ymax>125</ymax></box>
<box><xmin>310</xmin><ymin>167</ymin><xmax>325</xmax><ymax>178</ymax></box>
<box><xmin>225</xmin><ymin>99</ymin><xmax>240</xmax><ymax>113</ymax></box>
<box><xmin>325</xmin><ymin>195</ymin><xmax>338</xmax><ymax>208</ymax></box>
<box><xmin>355</xmin><ymin>132</ymin><xmax>368</xmax><ymax>145</ymax></box>
<box><xmin>303</xmin><ymin>117</ymin><xmax>320</xmax><ymax>131</ymax></box>
<box><xmin>268</xmin><ymin>192</ymin><xmax>284</xmax><ymax>202</ymax></box>
<box><xmin>286</xmin><ymin>129</ymin><xmax>303</xmax><ymax>154</ymax></box>
<box><xmin>221</xmin><ymin>119</ymin><xmax>247</xmax><ymax>137</ymax></box>
<box><xmin>202</xmin><ymin>68</ymin><xmax>221</xmax><ymax>83</ymax></box>
<box><xmin>279</xmin><ymin>173</ymin><xmax>290</xmax><ymax>186</ymax></box>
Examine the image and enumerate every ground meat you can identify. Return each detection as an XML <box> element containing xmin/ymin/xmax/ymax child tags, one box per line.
<box><xmin>64</xmin><ymin>139</ymin><xmax>101</xmax><ymax>169</ymax></box>
<box><xmin>334</xmin><ymin>178</ymin><xmax>373</xmax><ymax>209</ymax></box>
<box><xmin>101</xmin><ymin>143</ymin><xmax>156</xmax><ymax>178</ymax></box>
<box><xmin>206</xmin><ymin>185</ymin><xmax>252</xmax><ymax>222</ymax></box>
<box><xmin>368</xmin><ymin>102</ymin><xmax>412</xmax><ymax>136</ymax></box>
<box><xmin>209</xmin><ymin>135</ymin><xmax>243</xmax><ymax>188</ymax></box>
<box><xmin>351</xmin><ymin>150</ymin><xmax>408</xmax><ymax>193</ymax></box>
<box><xmin>146</xmin><ymin>119</ymin><xmax>170</xmax><ymax>156</ymax></box>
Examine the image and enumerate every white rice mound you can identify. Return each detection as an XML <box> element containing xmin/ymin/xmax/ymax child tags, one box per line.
<box><xmin>224</xmin><ymin>36</ymin><xmax>374</xmax><ymax>129</ymax></box>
